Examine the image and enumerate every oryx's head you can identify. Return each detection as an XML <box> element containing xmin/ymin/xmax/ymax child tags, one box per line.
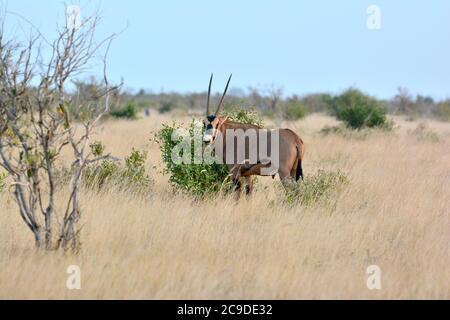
<box><xmin>203</xmin><ymin>73</ymin><xmax>232</xmax><ymax>145</ymax></box>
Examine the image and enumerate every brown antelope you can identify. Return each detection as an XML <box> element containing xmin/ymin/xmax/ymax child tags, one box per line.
<box><xmin>203</xmin><ymin>74</ymin><xmax>305</xmax><ymax>198</ymax></box>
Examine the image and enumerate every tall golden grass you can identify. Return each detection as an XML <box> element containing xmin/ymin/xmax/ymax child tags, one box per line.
<box><xmin>0</xmin><ymin>113</ymin><xmax>449</xmax><ymax>299</ymax></box>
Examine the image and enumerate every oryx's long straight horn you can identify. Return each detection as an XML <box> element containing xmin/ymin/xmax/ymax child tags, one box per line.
<box><xmin>215</xmin><ymin>74</ymin><xmax>232</xmax><ymax>116</ymax></box>
<box><xmin>206</xmin><ymin>73</ymin><xmax>214</xmax><ymax>117</ymax></box>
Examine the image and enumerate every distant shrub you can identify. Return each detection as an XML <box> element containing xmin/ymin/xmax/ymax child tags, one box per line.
<box><xmin>409</xmin><ymin>123</ymin><xmax>440</xmax><ymax>143</ymax></box>
<box><xmin>69</xmin><ymin>79</ymin><xmax>122</xmax><ymax>122</ymax></box>
<box><xmin>158</xmin><ymin>100</ymin><xmax>182</xmax><ymax>114</ymax></box>
<box><xmin>319</xmin><ymin>124</ymin><xmax>394</xmax><ymax>139</ymax></box>
<box><xmin>155</xmin><ymin>108</ymin><xmax>262</xmax><ymax>198</ymax></box>
<box><xmin>435</xmin><ymin>101</ymin><xmax>450</xmax><ymax>121</ymax></box>
<box><xmin>283</xmin><ymin>170</ymin><xmax>348</xmax><ymax>207</ymax></box>
<box><xmin>320</xmin><ymin>125</ymin><xmax>356</xmax><ymax>138</ymax></box>
<box><xmin>110</xmin><ymin>102</ymin><xmax>138</xmax><ymax>120</ymax></box>
<box><xmin>302</xmin><ymin>93</ymin><xmax>334</xmax><ymax>113</ymax></box>
<box><xmin>330</xmin><ymin>89</ymin><xmax>391</xmax><ymax>130</ymax></box>
<box><xmin>281</xmin><ymin>100</ymin><xmax>307</xmax><ymax>121</ymax></box>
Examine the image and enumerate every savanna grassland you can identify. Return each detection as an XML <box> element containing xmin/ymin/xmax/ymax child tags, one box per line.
<box><xmin>0</xmin><ymin>113</ymin><xmax>449</xmax><ymax>299</ymax></box>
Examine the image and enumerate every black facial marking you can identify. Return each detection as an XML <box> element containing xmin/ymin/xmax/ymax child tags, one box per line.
<box><xmin>207</xmin><ymin>115</ymin><xmax>216</xmax><ymax>123</ymax></box>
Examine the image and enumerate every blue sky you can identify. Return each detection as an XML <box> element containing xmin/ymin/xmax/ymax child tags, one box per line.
<box><xmin>3</xmin><ymin>0</ymin><xmax>450</xmax><ymax>99</ymax></box>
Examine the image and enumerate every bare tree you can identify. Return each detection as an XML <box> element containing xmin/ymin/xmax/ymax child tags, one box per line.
<box><xmin>266</xmin><ymin>84</ymin><xmax>283</xmax><ymax>111</ymax></box>
<box><xmin>394</xmin><ymin>87</ymin><xmax>414</xmax><ymax>114</ymax></box>
<box><xmin>0</xmin><ymin>9</ymin><xmax>119</xmax><ymax>251</ymax></box>
<box><xmin>246</xmin><ymin>84</ymin><xmax>283</xmax><ymax>111</ymax></box>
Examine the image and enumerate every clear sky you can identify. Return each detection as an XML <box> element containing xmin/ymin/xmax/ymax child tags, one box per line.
<box><xmin>2</xmin><ymin>0</ymin><xmax>450</xmax><ymax>99</ymax></box>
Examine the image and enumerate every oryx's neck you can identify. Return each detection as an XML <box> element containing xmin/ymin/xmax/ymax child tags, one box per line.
<box><xmin>218</xmin><ymin>121</ymin><xmax>261</xmax><ymax>143</ymax></box>
<box><xmin>221</xmin><ymin>121</ymin><xmax>261</xmax><ymax>131</ymax></box>
<box><xmin>216</xmin><ymin>121</ymin><xmax>262</xmax><ymax>168</ymax></box>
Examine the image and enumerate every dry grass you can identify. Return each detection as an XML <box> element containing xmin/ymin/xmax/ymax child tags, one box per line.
<box><xmin>0</xmin><ymin>113</ymin><xmax>449</xmax><ymax>299</ymax></box>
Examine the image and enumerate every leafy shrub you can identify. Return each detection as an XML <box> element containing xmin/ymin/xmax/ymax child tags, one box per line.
<box><xmin>281</xmin><ymin>100</ymin><xmax>307</xmax><ymax>121</ymax></box>
<box><xmin>155</xmin><ymin>108</ymin><xmax>263</xmax><ymax>198</ymax></box>
<box><xmin>156</xmin><ymin>122</ymin><xmax>231</xmax><ymax>197</ymax></box>
<box><xmin>222</xmin><ymin>107</ymin><xmax>264</xmax><ymax>127</ymax></box>
<box><xmin>110</xmin><ymin>102</ymin><xmax>138</xmax><ymax>120</ymax></box>
<box><xmin>124</xmin><ymin>149</ymin><xmax>152</xmax><ymax>187</ymax></box>
<box><xmin>84</xmin><ymin>148</ymin><xmax>152</xmax><ymax>194</ymax></box>
<box><xmin>330</xmin><ymin>89</ymin><xmax>391</xmax><ymax>130</ymax></box>
<box><xmin>56</xmin><ymin>145</ymin><xmax>152</xmax><ymax>195</ymax></box>
<box><xmin>90</xmin><ymin>141</ymin><xmax>105</xmax><ymax>157</ymax></box>
<box><xmin>284</xmin><ymin>170</ymin><xmax>348</xmax><ymax>207</ymax></box>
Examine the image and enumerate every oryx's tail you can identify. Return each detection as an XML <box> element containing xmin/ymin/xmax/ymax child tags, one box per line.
<box><xmin>295</xmin><ymin>138</ymin><xmax>305</xmax><ymax>181</ymax></box>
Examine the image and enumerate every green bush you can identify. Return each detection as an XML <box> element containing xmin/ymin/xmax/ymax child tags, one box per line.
<box><xmin>284</xmin><ymin>170</ymin><xmax>348</xmax><ymax>207</ymax></box>
<box><xmin>156</xmin><ymin>121</ymin><xmax>231</xmax><ymax>198</ymax></box>
<box><xmin>110</xmin><ymin>102</ymin><xmax>138</xmax><ymax>120</ymax></box>
<box><xmin>222</xmin><ymin>107</ymin><xmax>264</xmax><ymax>127</ymax></box>
<box><xmin>281</xmin><ymin>100</ymin><xmax>307</xmax><ymax>121</ymax></box>
<box><xmin>90</xmin><ymin>141</ymin><xmax>105</xmax><ymax>157</ymax></box>
<box><xmin>330</xmin><ymin>89</ymin><xmax>390</xmax><ymax>130</ymax></box>
<box><xmin>84</xmin><ymin>148</ymin><xmax>152</xmax><ymax>194</ymax></box>
<box><xmin>55</xmin><ymin>146</ymin><xmax>152</xmax><ymax>195</ymax></box>
<box><xmin>155</xmin><ymin>108</ymin><xmax>263</xmax><ymax>198</ymax></box>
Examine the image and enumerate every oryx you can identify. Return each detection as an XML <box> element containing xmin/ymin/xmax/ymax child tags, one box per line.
<box><xmin>203</xmin><ymin>74</ymin><xmax>305</xmax><ymax>199</ymax></box>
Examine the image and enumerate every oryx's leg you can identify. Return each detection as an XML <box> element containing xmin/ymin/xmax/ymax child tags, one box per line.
<box><xmin>245</xmin><ymin>176</ymin><xmax>254</xmax><ymax>197</ymax></box>
<box><xmin>233</xmin><ymin>177</ymin><xmax>242</xmax><ymax>200</ymax></box>
<box><xmin>279</xmin><ymin>168</ymin><xmax>296</xmax><ymax>191</ymax></box>
<box><xmin>290</xmin><ymin>159</ymin><xmax>299</xmax><ymax>180</ymax></box>
<box><xmin>278</xmin><ymin>168</ymin><xmax>291</xmax><ymax>182</ymax></box>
